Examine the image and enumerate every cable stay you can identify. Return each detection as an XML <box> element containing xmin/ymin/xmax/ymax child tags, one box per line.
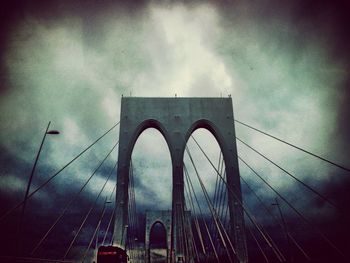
<box><xmin>191</xmin><ymin>230</ymin><xmax>200</xmax><ymax>263</ymax></box>
<box><xmin>211</xmin><ymin>155</ymin><xmax>229</xmax><ymax>257</ymax></box>
<box><xmin>186</xmin><ymin>147</ymin><xmax>236</xmax><ymax>261</ymax></box>
<box><xmin>184</xmin><ymin>165</ymin><xmax>219</xmax><ymax>262</ymax></box>
<box><xmin>238</xmin><ymin>156</ymin><xmax>346</xmax><ymax>259</ymax></box>
<box><xmin>210</xmin><ymin>152</ymin><xmax>226</xmax><ymax>238</ymax></box>
<box><xmin>240</xmin><ymin>176</ymin><xmax>311</xmax><ymax>261</ymax></box>
<box><xmin>184</xmin><ymin>177</ymin><xmax>205</xmax><ymax>258</ymax></box>
<box><xmin>234</xmin><ymin>119</ymin><xmax>350</xmax><ymax>173</ymax></box>
<box><xmin>189</xmin><ymin>214</ymin><xmax>199</xmax><ymax>261</ymax></box>
<box><xmin>30</xmin><ymin>141</ymin><xmax>119</xmax><ymax>256</ymax></box>
<box><xmin>101</xmin><ymin>185</ymin><xmax>116</xmax><ymax>246</ymax></box>
<box><xmin>184</xmin><ymin>195</ymin><xmax>198</xmax><ymax>262</ymax></box>
<box><xmin>223</xmin><ymin>199</ymin><xmax>230</xmax><ymax>230</ymax></box>
<box><xmin>62</xmin><ymin>159</ymin><xmax>118</xmax><ymax>260</ymax></box>
<box><xmin>81</xmin><ymin>196</ymin><xmax>110</xmax><ymax>263</ymax></box>
<box><xmin>109</xmin><ymin>229</ymin><xmax>116</xmax><ymax>247</ymax></box>
<box><xmin>217</xmin><ymin>194</ymin><xmax>230</xmax><ymax>257</ymax></box>
<box><xmin>191</xmin><ymin>136</ymin><xmax>287</xmax><ymax>262</ymax></box>
<box><xmin>248</xmin><ymin>227</ymin><xmax>269</xmax><ymax>263</ymax></box>
<box><xmin>211</xmin><ymin>152</ymin><xmax>224</xmax><ymax>223</ymax></box>
<box><xmin>236</xmin><ymin>137</ymin><xmax>341</xmax><ymax>211</ymax></box>
<box><xmin>214</xmin><ymin>155</ymin><xmax>230</xmax><ymax>237</ymax></box>
<box><xmin>0</xmin><ymin>121</ymin><xmax>120</xmax><ymax>223</ymax></box>
<box><xmin>181</xmin><ymin>199</ymin><xmax>195</xmax><ymax>262</ymax></box>
<box><xmin>212</xmin><ymin>152</ymin><xmax>222</xmax><ymax>212</ymax></box>
<box><xmin>184</xmin><ymin>170</ymin><xmax>208</xmax><ymax>260</ymax></box>
<box><xmin>192</xmin><ymin>133</ymin><xmax>344</xmax><ymax>260</ymax></box>
<box><xmin>219</xmin><ymin>173</ymin><xmax>284</xmax><ymax>261</ymax></box>
<box><xmin>214</xmin><ymin>170</ymin><xmax>228</xmax><ymax>241</ymax></box>
<box><xmin>109</xmin><ymin>182</ymin><xmax>117</xmax><ymax>201</ymax></box>
<box><xmin>188</xmin><ymin>218</ymin><xmax>198</xmax><ymax>261</ymax></box>
<box><xmin>185</xmin><ymin>147</ymin><xmax>236</xmax><ymax>263</ymax></box>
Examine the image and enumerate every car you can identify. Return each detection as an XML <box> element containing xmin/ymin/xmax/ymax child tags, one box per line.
<box><xmin>97</xmin><ymin>245</ymin><xmax>128</xmax><ymax>263</ymax></box>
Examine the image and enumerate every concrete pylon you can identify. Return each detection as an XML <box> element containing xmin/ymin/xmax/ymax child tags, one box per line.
<box><xmin>145</xmin><ymin>210</ymin><xmax>172</xmax><ymax>263</ymax></box>
<box><xmin>113</xmin><ymin>97</ymin><xmax>248</xmax><ymax>263</ymax></box>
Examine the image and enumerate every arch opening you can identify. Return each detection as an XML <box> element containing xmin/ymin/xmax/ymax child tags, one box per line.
<box><xmin>184</xmin><ymin>128</ymin><xmax>233</xmax><ymax>261</ymax></box>
<box><xmin>132</xmin><ymin>128</ymin><xmax>173</xmax><ymax>212</ymax></box>
<box><xmin>148</xmin><ymin>221</ymin><xmax>168</xmax><ymax>263</ymax></box>
<box><xmin>184</xmin><ymin>128</ymin><xmax>225</xmax><ymax>215</ymax></box>
<box><xmin>114</xmin><ymin>97</ymin><xmax>248</xmax><ymax>261</ymax></box>
<box><xmin>149</xmin><ymin>221</ymin><xmax>168</xmax><ymax>249</ymax></box>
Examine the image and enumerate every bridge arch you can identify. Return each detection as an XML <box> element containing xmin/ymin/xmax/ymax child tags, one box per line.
<box><xmin>184</xmin><ymin>123</ymin><xmax>225</xmax><ymax>192</ymax></box>
<box><xmin>131</xmin><ymin>126</ymin><xmax>173</xmax><ymax>211</ymax></box>
<box><xmin>149</xmin><ymin>221</ymin><xmax>168</xmax><ymax>248</ymax></box>
<box><xmin>125</xmin><ymin>119</ymin><xmax>175</xmax><ymax>170</ymax></box>
<box><xmin>114</xmin><ymin>97</ymin><xmax>248</xmax><ymax>263</ymax></box>
<box><xmin>184</xmin><ymin>119</ymin><xmax>229</xmax><ymax>160</ymax></box>
<box><xmin>145</xmin><ymin>210</ymin><xmax>172</xmax><ymax>263</ymax></box>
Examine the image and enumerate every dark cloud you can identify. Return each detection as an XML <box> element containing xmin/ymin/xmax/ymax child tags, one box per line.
<box><xmin>0</xmin><ymin>0</ymin><xmax>349</xmax><ymax>261</ymax></box>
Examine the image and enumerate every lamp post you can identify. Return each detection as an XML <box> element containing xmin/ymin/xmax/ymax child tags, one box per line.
<box><xmin>17</xmin><ymin>121</ymin><xmax>60</xmax><ymax>255</ymax></box>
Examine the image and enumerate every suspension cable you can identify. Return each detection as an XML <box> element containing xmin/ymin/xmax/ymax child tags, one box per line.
<box><xmin>184</xmin><ymin>174</ymin><xmax>206</xmax><ymax>255</ymax></box>
<box><xmin>184</xmin><ymin>187</ymin><xmax>202</xmax><ymax>263</ymax></box>
<box><xmin>216</xmin><ymin>170</ymin><xmax>227</xmax><ymax>228</ymax></box>
<box><xmin>211</xmin><ymin>154</ymin><xmax>225</xmax><ymax>237</ymax></box>
<box><xmin>248</xmin><ymin>227</ymin><xmax>269</xmax><ymax>263</ymax></box>
<box><xmin>184</xmin><ymin>165</ymin><xmax>219</xmax><ymax>262</ymax></box>
<box><xmin>185</xmin><ymin>147</ymin><xmax>236</xmax><ymax>263</ymax></box>
<box><xmin>191</xmin><ymin>136</ymin><xmax>286</xmax><ymax>262</ymax></box>
<box><xmin>210</xmin><ymin>153</ymin><xmax>221</xmax><ymax>237</ymax></box>
<box><xmin>211</xmin><ymin>163</ymin><xmax>285</xmax><ymax>262</ymax></box>
<box><xmin>187</xmin><ymin>211</ymin><xmax>197</xmax><ymax>262</ymax></box>
<box><xmin>238</xmin><ymin>156</ymin><xmax>345</xmax><ymax>259</ymax></box>
<box><xmin>0</xmin><ymin>122</ymin><xmax>120</xmax><ymax>222</ymax></box>
<box><xmin>31</xmin><ymin>141</ymin><xmax>119</xmax><ymax>256</ymax></box>
<box><xmin>102</xmin><ymin>186</ymin><xmax>116</xmax><ymax>245</ymax></box>
<box><xmin>191</xmin><ymin>229</ymin><xmax>200</xmax><ymax>262</ymax></box>
<box><xmin>240</xmin><ymin>175</ymin><xmax>311</xmax><ymax>261</ymax></box>
<box><xmin>223</xmin><ymin>200</ymin><xmax>229</xmax><ymax>230</ymax></box>
<box><xmin>211</xmin><ymin>169</ymin><xmax>228</xmax><ymax>254</ymax></box>
<box><xmin>109</xmin><ymin>227</ymin><xmax>116</xmax><ymax>246</ymax></box>
<box><xmin>234</xmin><ymin>119</ymin><xmax>350</xmax><ymax>172</ymax></box>
<box><xmin>81</xmin><ymin>198</ymin><xmax>109</xmax><ymax>263</ymax></box>
<box><xmin>236</xmin><ymin>137</ymin><xmax>340</xmax><ymax>211</ymax></box>
<box><xmin>212</xmin><ymin>152</ymin><xmax>222</xmax><ymax>212</ymax></box>
<box><xmin>62</xmin><ymin>158</ymin><xmax>118</xmax><ymax>259</ymax></box>
<box><xmin>183</xmin><ymin>191</ymin><xmax>197</xmax><ymax>262</ymax></box>
<box><xmin>212</xmin><ymin>153</ymin><xmax>224</xmax><ymax>218</ymax></box>
<box><xmin>216</xmin><ymin>171</ymin><xmax>229</xmax><ymax>257</ymax></box>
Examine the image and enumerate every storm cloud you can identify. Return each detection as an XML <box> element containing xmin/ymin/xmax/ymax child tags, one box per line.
<box><xmin>0</xmin><ymin>0</ymin><xmax>349</xmax><ymax>261</ymax></box>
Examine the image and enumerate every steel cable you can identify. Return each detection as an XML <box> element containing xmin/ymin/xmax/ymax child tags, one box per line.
<box><xmin>0</xmin><ymin>122</ymin><xmax>120</xmax><ymax>222</ymax></box>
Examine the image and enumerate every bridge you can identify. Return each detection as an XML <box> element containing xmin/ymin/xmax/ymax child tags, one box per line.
<box><xmin>0</xmin><ymin>97</ymin><xmax>348</xmax><ymax>263</ymax></box>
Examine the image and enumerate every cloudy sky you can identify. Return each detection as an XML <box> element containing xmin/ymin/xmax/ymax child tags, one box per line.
<box><xmin>0</xmin><ymin>0</ymin><xmax>349</xmax><ymax>261</ymax></box>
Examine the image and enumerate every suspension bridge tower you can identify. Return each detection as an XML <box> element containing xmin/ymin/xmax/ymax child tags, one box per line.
<box><xmin>113</xmin><ymin>97</ymin><xmax>248</xmax><ymax>263</ymax></box>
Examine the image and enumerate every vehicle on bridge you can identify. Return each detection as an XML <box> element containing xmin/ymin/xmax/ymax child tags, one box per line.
<box><xmin>97</xmin><ymin>246</ymin><xmax>128</xmax><ymax>263</ymax></box>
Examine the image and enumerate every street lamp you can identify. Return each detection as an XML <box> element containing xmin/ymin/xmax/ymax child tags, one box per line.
<box><xmin>17</xmin><ymin>121</ymin><xmax>60</xmax><ymax>255</ymax></box>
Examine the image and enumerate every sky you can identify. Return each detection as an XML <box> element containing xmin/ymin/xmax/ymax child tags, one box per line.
<box><xmin>0</xmin><ymin>0</ymin><xmax>349</xmax><ymax>261</ymax></box>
